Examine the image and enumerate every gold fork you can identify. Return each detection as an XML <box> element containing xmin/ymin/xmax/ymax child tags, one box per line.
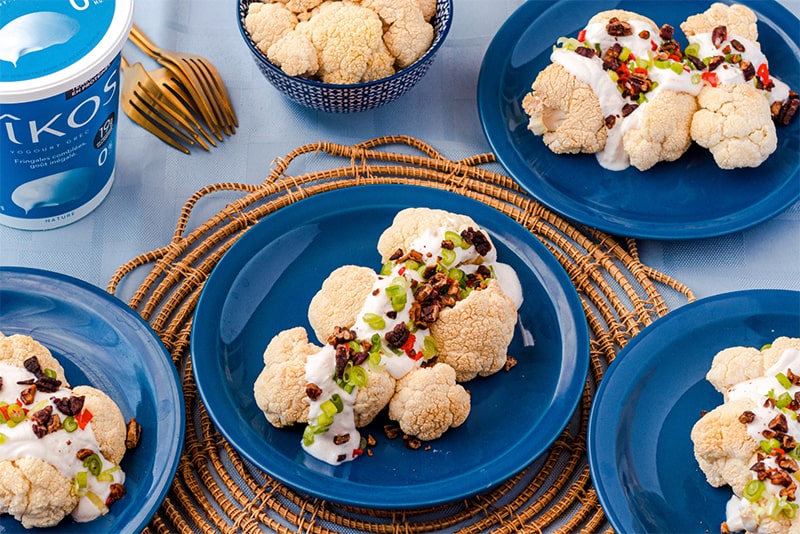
<box><xmin>120</xmin><ymin>56</ymin><xmax>212</xmax><ymax>154</ymax></box>
<box><xmin>128</xmin><ymin>24</ymin><xmax>238</xmax><ymax>139</ymax></box>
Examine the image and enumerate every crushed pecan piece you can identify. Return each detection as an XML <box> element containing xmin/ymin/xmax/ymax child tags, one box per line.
<box><xmin>404</xmin><ymin>434</ymin><xmax>423</xmax><ymax>450</ymax></box>
<box><xmin>383</xmin><ymin>423</ymin><xmax>402</xmax><ymax>440</ymax></box>
<box><xmin>333</xmin><ymin>433</ymin><xmax>350</xmax><ymax>445</ymax></box>
<box><xmin>306</xmin><ymin>383</ymin><xmax>322</xmax><ymax>401</ymax></box>
<box><xmin>125</xmin><ymin>418</ymin><xmax>142</xmax><ymax>449</ymax></box>
<box><xmin>19</xmin><ymin>385</ymin><xmax>36</xmax><ymax>405</ymax></box>
<box><xmin>53</xmin><ymin>395</ymin><xmax>84</xmax><ymax>416</ymax></box>
<box><xmin>106</xmin><ymin>483</ymin><xmax>126</xmax><ymax>506</ymax></box>
<box><xmin>711</xmin><ymin>25</ymin><xmax>728</xmax><ymax>48</ymax></box>
<box><xmin>460</xmin><ymin>227</ymin><xmax>492</xmax><ymax>256</ymax></box>
<box><xmin>385</xmin><ymin>322</ymin><xmax>410</xmax><ymax>349</ymax></box>
<box><xmin>739</xmin><ymin>411</ymin><xmax>756</xmax><ymax>424</ymax></box>
<box><xmin>730</xmin><ymin>39</ymin><xmax>745</xmax><ymax>52</ymax></box>
<box><xmin>706</xmin><ymin>56</ymin><xmax>725</xmax><ymax>72</ymax></box>
<box><xmin>75</xmin><ymin>448</ymin><xmax>94</xmax><ymax>461</ymax></box>
<box><xmin>606</xmin><ymin>17</ymin><xmax>632</xmax><ymax>37</ymax></box>
<box><xmin>504</xmin><ymin>356</ymin><xmax>518</xmax><ymax>372</ymax></box>
<box><xmin>605</xmin><ymin>115</ymin><xmax>616</xmax><ymax>129</ymax></box>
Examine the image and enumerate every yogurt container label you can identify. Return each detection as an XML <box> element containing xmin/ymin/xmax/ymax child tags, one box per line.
<box><xmin>0</xmin><ymin>0</ymin><xmax>133</xmax><ymax>230</ymax></box>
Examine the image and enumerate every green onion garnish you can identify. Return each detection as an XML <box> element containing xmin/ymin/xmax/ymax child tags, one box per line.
<box><xmin>777</xmin><ymin>372</ymin><xmax>793</xmax><ymax>389</ymax></box>
<box><xmin>743</xmin><ymin>479</ymin><xmax>765</xmax><ymax>502</ymax></box>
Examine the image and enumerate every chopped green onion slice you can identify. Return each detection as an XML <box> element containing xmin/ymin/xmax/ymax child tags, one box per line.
<box><xmin>391</xmin><ymin>294</ymin><xmax>407</xmax><ymax>312</ymax></box>
<box><xmin>670</xmin><ymin>61</ymin><xmax>685</xmax><ymax>75</ymax></box>
<box><xmin>83</xmin><ymin>453</ymin><xmax>103</xmax><ymax>476</ymax></box>
<box><xmin>448</xmin><ymin>268</ymin><xmax>464</xmax><ymax>281</ymax></box>
<box><xmin>607</xmin><ymin>70</ymin><xmax>619</xmax><ymax>82</ymax></box>
<box><xmin>85</xmin><ymin>490</ymin><xmax>109</xmax><ymax>513</ymax></box>
<box><xmin>691</xmin><ymin>73</ymin><xmax>702</xmax><ymax>84</ymax></box>
<box><xmin>330</xmin><ymin>394</ymin><xmax>343</xmax><ymax>412</ymax></box>
<box><xmin>303</xmin><ymin>426</ymin><xmax>315</xmax><ymax>446</ymax></box>
<box><xmin>0</xmin><ymin>433</ymin><xmax>6</xmax><ymax>445</ymax></box>
<box><xmin>7</xmin><ymin>404</ymin><xmax>25</xmax><ymax>424</ymax></box>
<box><xmin>422</xmin><ymin>336</ymin><xmax>437</xmax><ymax>359</ymax></box>
<box><xmin>44</xmin><ymin>368</ymin><xmax>57</xmax><ymax>379</ymax></box>
<box><xmin>444</xmin><ymin>231</ymin><xmax>463</xmax><ymax>248</ymax></box>
<box><xmin>63</xmin><ymin>416</ymin><xmax>78</xmax><ymax>433</ymax></box>
<box><xmin>777</xmin><ymin>392</ymin><xmax>793</xmax><ymax>409</ymax></box>
<box><xmin>761</xmin><ymin>343</ymin><xmax>773</xmax><ymax>351</ymax></box>
<box><xmin>320</xmin><ymin>399</ymin><xmax>339</xmax><ymax>418</ymax></box>
<box><xmin>440</xmin><ymin>249</ymin><xmax>456</xmax><ymax>266</ymax></box>
<box><xmin>404</xmin><ymin>259</ymin><xmax>420</xmax><ymax>271</ymax></box>
<box><xmin>370</xmin><ymin>334</ymin><xmax>382</xmax><ymax>352</ymax></box>
<box><xmin>349</xmin><ymin>366</ymin><xmax>367</xmax><ymax>387</ymax></box>
<box><xmin>363</xmin><ymin>313</ymin><xmax>386</xmax><ymax>330</ymax></box>
<box><xmin>380</xmin><ymin>261</ymin><xmax>395</xmax><ymax>275</ymax></box>
<box><xmin>777</xmin><ymin>372</ymin><xmax>793</xmax><ymax>390</ymax></box>
<box><xmin>619</xmin><ymin>46</ymin><xmax>631</xmax><ymax>61</ymax></box>
<box><xmin>76</xmin><ymin>471</ymin><xmax>88</xmax><ymax>489</ymax></box>
<box><xmin>761</xmin><ymin>438</ymin><xmax>782</xmax><ymax>454</ymax></box>
<box><xmin>317</xmin><ymin>412</ymin><xmax>334</xmax><ymax>428</ymax></box>
<box><xmin>368</xmin><ymin>351</ymin><xmax>382</xmax><ymax>368</ymax></box>
<box><xmin>743</xmin><ymin>479</ymin><xmax>765</xmax><ymax>502</ymax></box>
<box><xmin>685</xmin><ymin>43</ymin><xmax>700</xmax><ymax>57</ymax></box>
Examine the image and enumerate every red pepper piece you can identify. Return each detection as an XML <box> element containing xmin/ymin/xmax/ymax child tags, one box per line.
<box><xmin>75</xmin><ymin>408</ymin><xmax>93</xmax><ymax>430</ymax></box>
<box><xmin>398</xmin><ymin>266</ymin><xmax>406</xmax><ymax>276</ymax></box>
<box><xmin>757</xmin><ymin>63</ymin><xmax>772</xmax><ymax>85</ymax></box>
<box><xmin>701</xmin><ymin>72</ymin><xmax>719</xmax><ymax>87</ymax></box>
<box><xmin>577</xmin><ymin>29</ymin><xmax>586</xmax><ymax>42</ymax></box>
<box><xmin>650</xmin><ymin>40</ymin><xmax>658</xmax><ymax>51</ymax></box>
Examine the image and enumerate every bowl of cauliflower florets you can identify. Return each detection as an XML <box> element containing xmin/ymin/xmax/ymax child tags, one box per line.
<box><xmin>237</xmin><ymin>0</ymin><xmax>452</xmax><ymax>113</ymax></box>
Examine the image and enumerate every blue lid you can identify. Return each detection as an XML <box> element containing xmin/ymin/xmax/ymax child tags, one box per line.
<box><xmin>0</xmin><ymin>0</ymin><xmax>133</xmax><ymax>101</ymax></box>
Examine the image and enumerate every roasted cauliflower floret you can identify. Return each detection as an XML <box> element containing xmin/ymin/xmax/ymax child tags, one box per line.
<box><xmin>254</xmin><ymin>327</ymin><xmax>396</xmax><ymax>428</ymax></box>
<box><xmin>691</xmin><ymin>397</ymin><xmax>760</xmax><ymax>495</ymax></box>
<box><xmin>388</xmin><ymin>363</ymin><xmax>470</xmax><ymax>441</ymax></box>
<box><xmin>690</xmin><ymin>80</ymin><xmax>777</xmax><ymax>169</ymax></box>
<box><xmin>254</xmin><ymin>327</ymin><xmax>319</xmax><ymax>427</ymax></box>
<box><xmin>72</xmin><ymin>385</ymin><xmax>127</xmax><ymax>464</ymax></box>
<box><xmin>431</xmin><ymin>279</ymin><xmax>517</xmax><ymax>382</ymax></box>
<box><xmin>0</xmin><ymin>333</ymin><xmax>68</xmax><ymax>386</ymax></box>
<box><xmin>376</xmin><ymin>207</ymin><xmax>496</xmax><ymax>264</ymax></box>
<box><xmin>0</xmin><ymin>457</ymin><xmax>78</xmax><ymax>529</ymax></box>
<box><xmin>307</xmin><ymin>265</ymin><xmax>377</xmax><ymax>344</ymax></box>
<box><xmin>297</xmin><ymin>2</ymin><xmax>386</xmax><ymax>84</ymax></box>
<box><xmin>267</xmin><ymin>29</ymin><xmax>319</xmax><ymax>77</ymax></box>
<box><xmin>521</xmin><ymin>63</ymin><xmax>607</xmax><ymax>155</ymax></box>
<box><xmin>680</xmin><ymin>2</ymin><xmax>758</xmax><ymax>41</ymax></box>
<box><xmin>361</xmin><ymin>0</ymin><xmax>433</xmax><ymax>69</ymax></box>
<box><xmin>707</xmin><ymin>337</ymin><xmax>800</xmax><ymax>398</ymax></box>
<box><xmin>273</xmin><ymin>0</ymin><xmax>325</xmax><ymax>14</ymax></box>
<box><xmin>622</xmin><ymin>90</ymin><xmax>697</xmax><ymax>171</ymax></box>
<box><xmin>245</xmin><ymin>2</ymin><xmax>298</xmax><ymax>56</ymax></box>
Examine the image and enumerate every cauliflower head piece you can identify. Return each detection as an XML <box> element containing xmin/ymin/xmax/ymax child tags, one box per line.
<box><xmin>691</xmin><ymin>397</ymin><xmax>760</xmax><ymax>496</ymax></box>
<box><xmin>680</xmin><ymin>2</ymin><xmax>759</xmax><ymax>41</ymax></box>
<box><xmin>245</xmin><ymin>2</ymin><xmax>298</xmax><ymax>56</ymax></box>
<box><xmin>388</xmin><ymin>363</ymin><xmax>470</xmax><ymax>441</ymax></box>
<box><xmin>376</xmin><ymin>207</ymin><xmax>496</xmax><ymax>264</ymax></box>
<box><xmin>430</xmin><ymin>279</ymin><xmax>517</xmax><ymax>382</ymax></box>
<box><xmin>267</xmin><ymin>29</ymin><xmax>319</xmax><ymax>77</ymax></box>
<box><xmin>72</xmin><ymin>385</ymin><xmax>128</xmax><ymax>465</ymax></box>
<box><xmin>307</xmin><ymin>265</ymin><xmax>377</xmax><ymax>344</ymax></box>
<box><xmin>707</xmin><ymin>337</ymin><xmax>800</xmax><ymax>399</ymax></box>
<box><xmin>0</xmin><ymin>457</ymin><xmax>78</xmax><ymax>529</ymax></box>
<box><xmin>0</xmin><ymin>334</ymin><xmax>68</xmax><ymax>387</ymax></box>
<box><xmin>691</xmin><ymin>83</ymin><xmax>777</xmax><ymax>169</ymax></box>
<box><xmin>361</xmin><ymin>0</ymin><xmax>434</xmax><ymax>69</ymax></box>
<box><xmin>622</xmin><ymin>90</ymin><xmax>697</xmax><ymax>171</ymax></box>
<box><xmin>254</xmin><ymin>327</ymin><xmax>319</xmax><ymax>427</ymax></box>
<box><xmin>298</xmin><ymin>2</ymin><xmax>386</xmax><ymax>84</ymax></box>
<box><xmin>522</xmin><ymin>63</ymin><xmax>607</xmax><ymax>155</ymax></box>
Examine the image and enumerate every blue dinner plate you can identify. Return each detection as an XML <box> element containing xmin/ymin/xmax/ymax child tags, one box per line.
<box><xmin>0</xmin><ymin>267</ymin><xmax>184</xmax><ymax>533</ymax></box>
<box><xmin>588</xmin><ymin>289</ymin><xmax>800</xmax><ymax>532</ymax></box>
<box><xmin>191</xmin><ymin>184</ymin><xmax>589</xmax><ymax>509</ymax></box>
<box><xmin>478</xmin><ymin>0</ymin><xmax>800</xmax><ymax>239</ymax></box>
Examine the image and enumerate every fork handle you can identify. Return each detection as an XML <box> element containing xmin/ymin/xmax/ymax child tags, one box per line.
<box><xmin>129</xmin><ymin>23</ymin><xmax>163</xmax><ymax>60</ymax></box>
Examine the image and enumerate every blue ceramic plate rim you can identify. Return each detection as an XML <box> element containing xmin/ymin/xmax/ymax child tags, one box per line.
<box><xmin>191</xmin><ymin>184</ymin><xmax>590</xmax><ymax>509</ymax></box>
<box><xmin>478</xmin><ymin>0</ymin><xmax>800</xmax><ymax>240</ymax></box>
<box><xmin>0</xmin><ymin>267</ymin><xmax>184</xmax><ymax>533</ymax></box>
<box><xmin>587</xmin><ymin>289</ymin><xmax>800</xmax><ymax>533</ymax></box>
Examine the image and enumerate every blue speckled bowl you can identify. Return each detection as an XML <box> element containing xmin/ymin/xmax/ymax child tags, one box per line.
<box><xmin>237</xmin><ymin>0</ymin><xmax>453</xmax><ymax>113</ymax></box>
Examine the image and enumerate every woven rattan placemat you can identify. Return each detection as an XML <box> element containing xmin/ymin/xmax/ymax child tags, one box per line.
<box><xmin>108</xmin><ymin>136</ymin><xmax>695</xmax><ymax>533</ymax></box>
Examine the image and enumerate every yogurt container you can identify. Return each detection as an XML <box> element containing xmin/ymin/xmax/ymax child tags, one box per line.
<box><xmin>0</xmin><ymin>0</ymin><xmax>134</xmax><ymax>230</ymax></box>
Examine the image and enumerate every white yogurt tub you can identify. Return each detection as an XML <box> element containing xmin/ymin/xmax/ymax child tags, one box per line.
<box><xmin>0</xmin><ymin>0</ymin><xmax>134</xmax><ymax>230</ymax></box>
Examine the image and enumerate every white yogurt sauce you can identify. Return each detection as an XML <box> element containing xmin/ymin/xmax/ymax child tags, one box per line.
<box><xmin>549</xmin><ymin>21</ymin><xmax>792</xmax><ymax>171</ymax></box>
<box><xmin>301</xmin><ymin>224</ymin><xmax>523</xmax><ymax>465</ymax></box>
<box><xmin>0</xmin><ymin>362</ymin><xmax>124</xmax><ymax>523</ymax></box>
<box><xmin>551</xmin><ymin>19</ymin><xmax>701</xmax><ymax>170</ymax></box>
<box><xmin>722</xmin><ymin>348</ymin><xmax>800</xmax><ymax>531</ymax></box>
<box><xmin>688</xmin><ymin>32</ymin><xmax>791</xmax><ymax>103</ymax></box>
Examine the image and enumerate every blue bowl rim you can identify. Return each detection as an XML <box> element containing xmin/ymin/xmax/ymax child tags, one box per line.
<box><xmin>236</xmin><ymin>0</ymin><xmax>454</xmax><ymax>90</ymax></box>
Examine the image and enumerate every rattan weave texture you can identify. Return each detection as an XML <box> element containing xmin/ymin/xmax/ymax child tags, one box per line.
<box><xmin>108</xmin><ymin>136</ymin><xmax>695</xmax><ymax>533</ymax></box>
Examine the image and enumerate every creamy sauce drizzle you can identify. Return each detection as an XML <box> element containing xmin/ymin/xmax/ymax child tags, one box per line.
<box><xmin>549</xmin><ymin>20</ymin><xmax>791</xmax><ymax>171</ymax></box>
<box><xmin>0</xmin><ymin>363</ymin><xmax>124</xmax><ymax>523</ymax></box>
<box><xmin>723</xmin><ymin>348</ymin><xmax>800</xmax><ymax>531</ymax></box>
<box><xmin>302</xmin><ymin>223</ymin><xmax>522</xmax><ymax>465</ymax></box>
